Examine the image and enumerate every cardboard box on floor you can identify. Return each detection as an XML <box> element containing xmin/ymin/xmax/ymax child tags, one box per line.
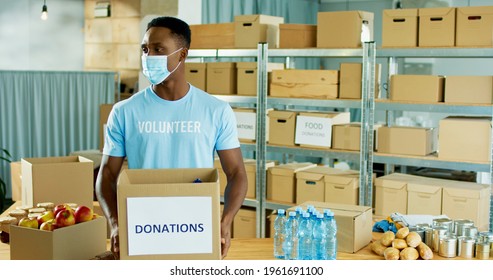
<box><xmin>268</xmin><ymin>110</ymin><xmax>298</xmax><ymax>146</ymax></box>
<box><xmin>233</xmin><ymin>207</ymin><xmax>257</xmax><ymax>238</ymax></box>
<box><xmin>377</xmin><ymin>126</ymin><xmax>437</xmax><ymax>156</ymax></box>
<box><xmin>270</xmin><ymin>69</ymin><xmax>339</xmax><ymax>99</ymax></box>
<box><xmin>382</xmin><ymin>8</ymin><xmax>418</xmax><ymax>48</ymax></box>
<box><xmin>237</xmin><ymin>62</ymin><xmax>284</xmax><ymax>96</ymax></box>
<box><xmin>189</xmin><ymin>23</ymin><xmax>235</xmax><ymax>49</ymax></box>
<box><xmin>100</xmin><ymin>103</ymin><xmax>114</xmax><ymax>152</ymax></box>
<box><xmin>438</xmin><ymin>116</ymin><xmax>492</xmax><ymax>163</ymax></box>
<box><xmin>21</xmin><ymin>156</ymin><xmax>94</xmax><ymax>209</ymax></box>
<box><xmin>10</xmin><ymin>161</ymin><xmax>21</xmax><ymax>201</ymax></box>
<box><xmin>390</xmin><ymin>75</ymin><xmax>445</xmax><ymax>103</ymax></box>
<box><xmin>289</xmin><ymin>201</ymin><xmax>373</xmax><ymax>253</ymax></box>
<box><xmin>419</xmin><ymin>7</ymin><xmax>456</xmax><ymax>47</ymax></box>
<box><xmin>185</xmin><ymin>62</ymin><xmax>207</xmax><ymax>91</ymax></box>
<box><xmin>339</xmin><ymin>63</ymin><xmax>381</xmax><ymax>99</ymax></box>
<box><xmin>234</xmin><ymin>14</ymin><xmax>284</xmax><ymax>48</ymax></box>
<box><xmin>10</xmin><ymin>216</ymin><xmax>107</xmax><ymax>260</ymax></box>
<box><xmin>117</xmin><ymin>168</ymin><xmax>221</xmax><ymax>260</ymax></box>
<box><xmin>267</xmin><ymin>162</ymin><xmax>317</xmax><ymax>204</ymax></box>
<box><xmin>456</xmin><ymin>6</ymin><xmax>493</xmax><ymax>47</ymax></box>
<box><xmin>279</xmin><ymin>24</ymin><xmax>317</xmax><ymax>48</ymax></box>
<box><xmin>206</xmin><ymin>62</ymin><xmax>237</xmax><ymax>95</ymax></box>
<box><xmin>317</xmin><ymin>11</ymin><xmax>374</xmax><ymax>48</ymax></box>
<box><xmin>295</xmin><ymin>111</ymin><xmax>350</xmax><ymax>149</ymax></box>
<box><xmin>444</xmin><ymin>76</ymin><xmax>493</xmax><ymax>104</ymax></box>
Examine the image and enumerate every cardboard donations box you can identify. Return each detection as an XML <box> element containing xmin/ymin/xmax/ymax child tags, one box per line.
<box><xmin>317</xmin><ymin>11</ymin><xmax>374</xmax><ymax>48</ymax></box>
<box><xmin>295</xmin><ymin>111</ymin><xmax>350</xmax><ymax>149</ymax></box>
<box><xmin>267</xmin><ymin>162</ymin><xmax>317</xmax><ymax>203</ymax></box>
<box><xmin>21</xmin><ymin>156</ymin><xmax>94</xmax><ymax>209</ymax></box>
<box><xmin>456</xmin><ymin>6</ymin><xmax>493</xmax><ymax>47</ymax></box>
<box><xmin>279</xmin><ymin>24</ymin><xmax>317</xmax><ymax>48</ymax></box>
<box><xmin>185</xmin><ymin>62</ymin><xmax>207</xmax><ymax>91</ymax></box>
<box><xmin>444</xmin><ymin>76</ymin><xmax>493</xmax><ymax>104</ymax></box>
<box><xmin>374</xmin><ymin>173</ymin><xmax>416</xmax><ymax>216</ymax></box>
<box><xmin>10</xmin><ymin>217</ymin><xmax>107</xmax><ymax>260</ymax></box>
<box><xmin>268</xmin><ymin>110</ymin><xmax>298</xmax><ymax>146</ymax></box>
<box><xmin>377</xmin><ymin>126</ymin><xmax>437</xmax><ymax>156</ymax></box>
<box><xmin>382</xmin><ymin>9</ymin><xmax>418</xmax><ymax>47</ymax></box>
<box><xmin>234</xmin><ymin>14</ymin><xmax>284</xmax><ymax>48</ymax></box>
<box><xmin>189</xmin><ymin>23</ymin><xmax>235</xmax><ymax>49</ymax></box>
<box><xmin>117</xmin><ymin>168</ymin><xmax>221</xmax><ymax>260</ymax></box>
<box><xmin>418</xmin><ymin>7</ymin><xmax>456</xmax><ymax>47</ymax></box>
<box><xmin>270</xmin><ymin>69</ymin><xmax>339</xmax><ymax>99</ymax></box>
<box><xmin>289</xmin><ymin>201</ymin><xmax>373</xmax><ymax>253</ymax></box>
<box><xmin>390</xmin><ymin>75</ymin><xmax>445</xmax><ymax>102</ymax></box>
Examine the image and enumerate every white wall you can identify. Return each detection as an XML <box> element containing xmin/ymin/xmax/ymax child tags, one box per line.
<box><xmin>0</xmin><ymin>0</ymin><xmax>84</xmax><ymax>71</ymax></box>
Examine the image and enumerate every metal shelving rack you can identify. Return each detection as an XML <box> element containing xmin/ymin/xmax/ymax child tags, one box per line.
<box><xmin>375</xmin><ymin>47</ymin><xmax>493</xmax><ymax>232</ymax></box>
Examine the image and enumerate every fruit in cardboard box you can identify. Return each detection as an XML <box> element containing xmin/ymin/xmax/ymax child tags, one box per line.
<box><xmin>55</xmin><ymin>209</ymin><xmax>76</xmax><ymax>228</ymax></box>
<box><xmin>74</xmin><ymin>205</ymin><xmax>93</xmax><ymax>224</ymax></box>
<box><xmin>53</xmin><ymin>204</ymin><xmax>67</xmax><ymax>217</ymax></box>
<box><xmin>39</xmin><ymin>219</ymin><xmax>56</xmax><ymax>231</ymax></box>
<box><xmin>37</xmin><ymin>211</ymin><xmax>55</xmax><ymax>227</ymax></box>
<box><xmin>18</xmin><ymin>217</ymin><xmax>39</xmax><ymax>229</ymax></box>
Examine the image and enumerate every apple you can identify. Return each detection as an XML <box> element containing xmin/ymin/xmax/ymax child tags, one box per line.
<box><xmin>39</xmin><ymin>219</ymin><xmax>56</xmax><ymax>231</ymax></box>
<box><xmin>37</xmin><ymin>210</ymin><xmax>55</xmax><ymax>227</ymax></box>
<box><xmin>53</xmin><ymin>204</ymin><xmax>67</xmax><ymax>217</ymax></box>
<box><xmin>55</xmin><ymin>209</ymin><xmax>76</xmax><ymax>228</ymax></box>
<box><xmin>92</xmin><ymin>213</ymin><xmax>101</xmax><ymax>220</ymax></box>
<box><xmin>74</xmin><ymin>205</ymin><xmax>93</xmax><ymax>223</ymax></box>
<box><xmin>18</xmin><ymin>217</ymin><xmax>39</xmax><ymax>229</ymax></box>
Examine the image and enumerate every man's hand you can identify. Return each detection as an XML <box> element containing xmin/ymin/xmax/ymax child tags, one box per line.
<box><xmin>110</xmin><ymin>225</ymin><xmax>120</xmax><ymax>260</ymax></box>
<box><xmin>221</xmin><ymin>221</ymin><xmax>232</xmax><ymax>259</ymax></box>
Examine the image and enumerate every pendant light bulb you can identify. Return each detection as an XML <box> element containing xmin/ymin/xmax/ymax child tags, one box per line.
<box><xmin>41</xmin><ymin>1</ymin><xmax>48</xmax><ymax>21</ymax></box>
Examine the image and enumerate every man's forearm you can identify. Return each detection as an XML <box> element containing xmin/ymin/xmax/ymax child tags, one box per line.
<box><xmin>95</xmin><ymin>165</ymin><xmax>119</xmax><ymax>228</ymax></box>
<box><xmin>222</xmin><ymin>171</ymin><xmax>248</xmax><ymax>225</ymax></box>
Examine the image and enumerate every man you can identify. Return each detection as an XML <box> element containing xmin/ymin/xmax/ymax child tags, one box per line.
<box><xmin>96</xmin><ymin>16</ymin><xmax>248</xmax><ymax>260</ymax></box>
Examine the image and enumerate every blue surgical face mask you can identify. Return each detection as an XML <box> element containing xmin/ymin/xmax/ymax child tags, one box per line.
<box><xmin>141</xmin><ymin>48</ymin><xmax>183</xmax><ymax>85</ymax></box>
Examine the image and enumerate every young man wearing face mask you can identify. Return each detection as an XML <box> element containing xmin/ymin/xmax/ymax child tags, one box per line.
<box><xmin>96</xmin><ymin>16</ymin><xmax>248</xmax><ymax>260</ymax></box>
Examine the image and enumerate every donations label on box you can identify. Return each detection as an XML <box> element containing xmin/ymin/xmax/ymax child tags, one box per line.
<box><xmin>126</xmin><ymin>196</ymin><xmax>213</xmax><ymax>256</ymax></box>
<box><xmin>295</xmin><ymin>116</ymin><xmax>333</xmax><ymax>147</ymax></box>
<box><xmin>235</xmin><ymin>111</ymin><xmax>256</xmax><ymax>140</ymax></box>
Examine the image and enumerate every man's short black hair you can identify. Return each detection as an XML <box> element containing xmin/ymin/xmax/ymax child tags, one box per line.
<box><xmin>147</xmin><ymin>16</ymin><xmax>191</xmax><ymax>49</ymax></box>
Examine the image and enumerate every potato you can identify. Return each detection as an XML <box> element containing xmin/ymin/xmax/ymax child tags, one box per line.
<box><xmin>406</xmin><ymin>231</ymin><xmax>422</xmax><ymax>248</ymax></box>
<box><xmin>400</xmin><ymin>247</ymin><xmax>419</xmax><ymax>260</ymax></box>
<box><xmin>392</xmin><ymin>238</ymin><xmax>408</xmax><ymax>250</ymax></box>
<box><xmin>380</xmin><ymin>231</ymin><xmax>395</xmax><ymax>247</ymax></box>
<box><xmin>370</xmin><ymin>240</ymin><xmax>388</xmax><ymax>257</ymax></box>
<box><xmin>417</xmin><ymin>242</ymin><xmax>433</xmax><ymax>260</ymax></box>
<box><xmin>396</xmin><ymin>227</ymin><xmax>410</xmax><ymax>239</ymax></box>
<box><xmin>384</xmin><ymin>247</ymin><xmax>400</xmax><ymax>260</ymax></box>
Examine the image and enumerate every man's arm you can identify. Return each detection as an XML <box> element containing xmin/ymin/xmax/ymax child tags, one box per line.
<box><xmin>217</xmin><ymin>148</ymin><xmax>248</xmax><ymax>259</ymax></box>
<box><xmin>95</xmin><ymin>155</ymin><xmax>124</xmax><ymax>259</ymax></box>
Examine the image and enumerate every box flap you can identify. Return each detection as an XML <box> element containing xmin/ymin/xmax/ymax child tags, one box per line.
<box><xmin>118</xmin><ymin>168</ymin><xmax>218</xmax><ymax>185</ymax></box>
<box><xmin>324</xmin><ymin>173</ymin><xmax>359</xmax><ymax>187</ymax></box>
<box><xmin>206</xmin><ymin>62</ymin><xmax>236</xmax><ymax>69</ymax></box>
<box><xmin>419</xmin><ymin>7</ymin><xmax>455</xmax><ymax>17</ymax></box>
<box><xmin>234</xmin><ymin>14</ymin><xmax>260</xmax><ymax>23</ymax></box>
<box><xmin>297</xmin><ymin>200</ymin><xmax>372</xmax><ymax>214</ymax></box>
<box><xmin>384</xmin><ymin>8</ymin><xmax>418</xmax><ymax>17</ymax></box>
<box><xmin>298</xmin><ymin>111</ymin><xmax>350</xmax><ymax>119</ymax></box>
<box><xmin>440</xmin><ymin>116</ymin><xmax>492</xmax><ymax>124</ymax></box>
<box><xmin>442</xmin><ymin>183</ymin><xmax>490</xmax><ymax>199</ymax></box>
<box><xmin>296</xmin><ymin>171</ymin><xmax>324</xmax><ymax>181</ymax></box>
<box><xmin>407</xmin><ymin>182</ymin><xmax>442</xmax><ymax>194</ymax></box>
<box><xmin>279</xmin><ymin>23</ymin><xmax>316</xmax><ymax>31</ymax></box>
<box><xmin>457</xmin><ymin>6</ymin><xmax>493</xmax><ymax>16</ymax></box>
<box><xmin>375</xmin><ymin>173</ymin><xmax>415</xmax><ymax>190</ymax></box>
<box><xmin>269</xmin><ymin>162</ymin><xmax>317</xmax><ymax>176</ymax></box>
<box><xmin>236</xmin><ymin>62</ymin><xmax>257</xmax><ymax>69</ymax></box>
<box><xmin>357</xmin><ymin>10</ymin><xmax>374</xmax><ymax>20</ymax></box>
<box><xmin>185</xmin><ymin>62</ymin><xmax>207</xmax><ymax>70</ymax></box>
<box><xmin>268</xmin><ymin>110</ymin><xmax>296</xmax><ymax>120</ymax></box>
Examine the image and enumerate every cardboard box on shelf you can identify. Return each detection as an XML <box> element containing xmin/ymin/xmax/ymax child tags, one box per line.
<box><xmin>295</xmin><ymin>111</ymin><xmax>351</xmax><ymax>149</ymax></box>
<box><xmin>374</xmin><ymin>173</ymin><xmax>419</xmax><ymax>216</ymax></box>
<box><xmin>317</xmin><ymin>11</ymin><xmax>374</xmax><ymax>48</ymax></box>
<box><xmin>390</xmin><ymin>75</ymin><xmax>445</xmax><ymax>103</ymax></box>
<box><xmin>438</xmin><ymin>116</ymin><xmax>492</xmax><ymax>163</ymax></box>
<box><xmin>442</xmin><ymin>181</ymin><xmax>491</xmax><ymax>231</ymax></box>
<box><xmin>185</xmin><ymin>62</ymin><xmax>207</xmax><ymax>91</ymax></box>
<box><xmin>418</xmin><ymin>7</ymin><xmax>456</xmax><ymax>47</ymax></box>
<box><xmin>444</xmin><ymin>76</ymin><xmax>493</xmax><ymax>104</ymax></box>
<box><xmin>377</xmin><ymin>126</ymin><xmax>437</xmax><ymax>156</ymax></box>
<box><xmin>244</xmin><ymin>160</ymin><xmax>276</xmax><ymax>199</ymax></box>
<box><xmin>21</xmin><ymin>156</ymin><xmax>94</xmax><ymax>209</ymax></box>
<box><xmin>117</xmin><ymin>168</ymin><xmax>221</xmax><ymax>260</ymax></box>
<box><xmin>237</xmin><ymin>62</ymin><xmax>284</xmax><ymax>96</ymax></box>
<box><xmin>10</xmin><ymin>216</ymin><xmax>107</xmax><ymax>260</ymax></box>
<box><xmin>189</xmin><ymin>23</ymin><xmax>235</xmax><ymax>49</ymax></box>
<box><xmin>270</xmin><ymin>69</ymin><xmax>339</xmax><ymax>99</ymax></box>
<box><xmin>289</xmin><ymin>201</ymin><xmax>372</xmax><ymax>253</ymax></box>
<box><xmin>233</xmin><ymin>107</ymin><xmax>256</xmax><ymax>142</ymax></box>
<box><xmin>456</xmin><ymin>6</ymin><xmax>493</xmax><ymax>47</ymax></box>
<box><xmin>324</xmin><ymin>172</ymin><xmax>360</xmax><ymax>205</ymax></box>
<box><xmin>339</xmin><ymin>63</ymin><xmax>381</xmax><ymax>99</ymax></box>
<box><xmin>10</xmin><ymin>161</ymin><xmax>21</xmax><ymax>201</ymax></box>
<box><xmin>295</xmin><ymin>166</ymin><xmax>354</xmax><ymax>204</ymax></box>
<box><xmin>332</xmin><ymin>123</ymin><xmax>381</xmax><ymax>151</ymax></box>
<box><xmin>267</xmin><ymin>162</ymin><xmax>317</xmax><ymax>204</ymax></box>
<box><xmin>382</xmin><ymin>8</ymin><xmax>418</xmax><ymax>47</ymax></box>
<box><xmin>100</xmin><ymin>103</ymin><xmax>114</xmax><ymax>152</ymax></box>
<box><xmin>268</xmin><ymin>110</ymin><xmax>298</xmax><ymax>146</ymax></box>
<box><xmin>234</xmin><ymin>14</ymin><xmax>284</xmax><ymax>48</ymax></box>
<box><xmin>406</xmin><ymin>180</ymin><xmax>443</xmax><ymax>215</ymax></box>
<box><xmin>206</xmin><ymin>62</ymin><xmax>237</xmax><ymax>95</ymax></box>
<box><xmin>233</xmin><ymin>207</ymin><xmax>257</xmax><ymax>238</ymax></box>
<box><xmin>279</xmin><ymin>24</ymin><xmax>317</xmax><ymax>48</ymax></box>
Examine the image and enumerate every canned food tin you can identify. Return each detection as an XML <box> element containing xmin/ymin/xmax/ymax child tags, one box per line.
<box><xmin>425</xmin><ymin>227</ymin><xmax>434</xmax><ymax>248</ymax></box>
<box><xmin>454</xmin><ymin>219</ymin><xmax>474</xmax><ymax>236</ymax></box>
<box><xmin>475</xmin><ymin>242</ymin><xmax>490</xmax><ymax>260</ymax></box>
<box><xmin>458</xmin><ymin>237</ymin><xmax>476</xmax><ymax>259</ymax></box>
<box><xmin>433</xmin><ymin>226</ymin><xmax>449</xmax><ymax>253</ymax></box>
<box><xmin>464</xmin><ymin>226</ymin><xmax>478</xmax><ymax>238</ymax></box>
<box><xmin>433</xmin><ymin>218</ymin><xmax>453</xmax><ymax>233</ymax></box>
<box><xmin>439</xmin><ymin>235</ymin><xmax>457</xmax><ymax>258</ymax></box>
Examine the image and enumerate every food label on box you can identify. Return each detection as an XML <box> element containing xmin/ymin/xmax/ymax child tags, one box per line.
<box><xmin>126</xmin><ymin>196</ymin><xmax>213</xmax><ymax>256</ymax></box>
<box><xmin>234</xmin><ymin>111</ymin><xmax>256</xmax><ymax>140</ymax></box>
<box><xmin>295</xmin><ymin>116</ymin><xmax>333</xmax><ymax>147</ymax></box>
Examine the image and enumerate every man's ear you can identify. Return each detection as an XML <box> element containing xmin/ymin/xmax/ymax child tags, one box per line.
<box><xmin>180</xmin><ymin>48</ymin><xmax>189</xmax><ymax>61</ymax></box>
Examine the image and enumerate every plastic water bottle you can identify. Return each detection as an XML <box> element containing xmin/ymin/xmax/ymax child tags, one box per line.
<box><xmin>325</xmin><ymin>210</ymin><xmax>338</xmax><ymax>260</ymax></box>
<box><xmin>283</xmin><ymin>211</ymin><xmax>299</xmax><ymax>260</ymax></box>
<box><xmin>312</xmin><ymin>213</ymin><xmax>327</xmax><ymax>260</ymax></box>
<box><xmin>298</xmin><ymin>212</ymin><xmax>313</xmax><ymax>260</ymax></box>
<box><xmin>273</xmin><ymin>209</ymin><xmax>287</xmax><ymax>259</ymax></box>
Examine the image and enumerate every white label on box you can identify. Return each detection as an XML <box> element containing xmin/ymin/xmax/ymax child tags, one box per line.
<box><xmin>235</xmin><ymin>111</ymin><xmax>256</xmax><ymax>140</ymax></box>
<box><xmin>295</xmin><ymin>116</ymin><xmax>333</xmax><ymax>147</ymax></box>
<box><xmin>126</xmin><ymin>196</ymin><xmax>212</xmax><ymax>256</ymax></box>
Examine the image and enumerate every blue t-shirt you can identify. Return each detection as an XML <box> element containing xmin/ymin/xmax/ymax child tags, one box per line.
<box><xmin>103</xmin><ymin>85</ymin><xmax>240</xmax><ymax>169</ymax></box>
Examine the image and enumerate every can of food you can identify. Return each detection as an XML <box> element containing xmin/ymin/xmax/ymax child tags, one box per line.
<box><xmin>475</xmin><ymin>242</ymin><xmax>490</xmax><ymax>260</ymax></box>
<box><xmin>433</xmin><ymin>226</ymin><xmax>449</xmax><ymax>253</ymax></box>
<box><xmin>433</xmin><ymin>218</ymin><xmax>453</xmax><ymax>234</ymax></box>
<box><xmin>439</xmin><ymin>234</ymin><xmax>457</xmax><ymax>258</ymax></box>
<box><xmin>458</xmin><ymin>237</ymin><xmax>476</xmax><ymax>259</ymax></box>
<box><xmin>425</xmin><ymin>227</ymin><xmax>434</xmax><ymax>248</ymax></box>
<box><xmin>464</xmin><ymin>226</ymin><xmax>478</xmax><ymax>238</ymax></box>
<box><xmin>36</xmin><ymin>202</ymin><xmax>55</xmax><ymax>212</ymax></box>
<box><xmin>454</xmin><ymin>219</ymin><xmax>474</xmax><ymax>236</ymax></box>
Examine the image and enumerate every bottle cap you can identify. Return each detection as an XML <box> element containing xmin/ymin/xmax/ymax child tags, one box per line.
<box><xmin>303</xmin><ymin>212</ymin><xmax>310</xmax><ymax>218</ymax></box>
<box><xmin>317</xmin><ymin>213</ymin><xmax>324</xmax><ymax>219</ymax></box>
<box><xmin>277</xmin><ymin>209</ymin><xmax>285</xmax><ymax>215</ymax></box>
<box><xmin>289</xmin><ymin>211</ymin><xmax>296</xmax><ymax>217</ymax></box>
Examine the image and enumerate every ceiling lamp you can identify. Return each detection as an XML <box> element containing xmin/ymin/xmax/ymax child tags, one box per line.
<box><xmin>41</xmin><ymin>0</ymin><xmax>48</xmax><ymax>21</ymax></box>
